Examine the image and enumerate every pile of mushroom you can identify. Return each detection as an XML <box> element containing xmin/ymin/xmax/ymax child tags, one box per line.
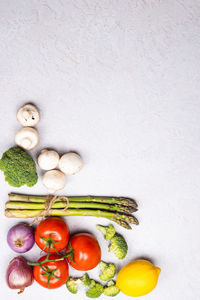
<box><xmin>38</xmin><ymin>149</ymin><xmax>83</xmax><ymax>193</ymax></box>
<box><xmin>15</xmin><ymin>104</ymin><xmax>40</xmax><ymax>150</ymax></box>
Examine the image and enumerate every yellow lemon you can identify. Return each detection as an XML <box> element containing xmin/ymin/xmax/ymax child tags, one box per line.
<box><xmin>116</xmin><ymin>259</ymin><xmax>161</xmax><ymax>297</ymax></box>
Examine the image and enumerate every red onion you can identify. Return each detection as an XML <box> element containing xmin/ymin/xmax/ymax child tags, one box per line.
<box><xmin>6</xmin><ymin>256</ymin><xmax>34</xmax><ymax>294</ymax></box>
<box><xmin>7</xmin><ymin>223</ymin><xmax>35</xmax><ymax>253</ymax></box>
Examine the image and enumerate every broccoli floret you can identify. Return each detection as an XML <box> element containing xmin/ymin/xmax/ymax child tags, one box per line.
<box><xmin>66</xmin><ymin>273</ymin><xmax>91</xmax><ymax>294</ymax></box>
<box><xmin>96</xmin><ymin>224</ymin><xmax>128</xmax><ymax>259</ymax></box>
<box><xmin>109</xmin><ymin>233</ymin><xmax>128</xmax><ymax>259</ymax></box>
<box><xmin>86</xmin><ymin>280</ymin><xmax>104</xmax><ymax>298</ymax></box>
<box><xmin>103</xmin><ymin>280</ymin><xmax>120</xmax><ymax>297</ymax></box>
<box><xmin>99</xmin><ymin>261</ymin><xmax>116</xmax><ymax>281</ymax></box>
<box><xmin>96</xmin><ymin>224</ymin><xmax>115</xmax><ymax>240</ymax></box>
<box><xmin>0</xmin><ymin>147</ymin><xmax>38</xmax><ymax>187</ymax></box>
<box><xmin>107</xmin><ymin>280</ymin><xmax>115</xmax><ymax>286</ymax></box>
<box><xmin>82</xmin><ymin>273</ymin><xmax>91</xmax><ymax>287</ymax></box>
<box><xmin>66</xmin><ymin>277</ymin><xmax>82</xmax><ymax>294</ymax></box>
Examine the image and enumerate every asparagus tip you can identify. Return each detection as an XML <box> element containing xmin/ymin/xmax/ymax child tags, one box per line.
<box><xmin>114</xmin><ymin>218</ymin><xmax>132</xmax><ymax>229</ymax></box>
<box><xmin>121</xmin><ymin>198</ymin><xmax>138</xmax><ymax>208</ymax></box>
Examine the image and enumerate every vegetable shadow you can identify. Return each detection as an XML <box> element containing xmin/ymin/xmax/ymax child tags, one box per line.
<box><xmin>132</xmin><ymin>256</ymin><xmax>155</xmax><ymax>265</ymax></box>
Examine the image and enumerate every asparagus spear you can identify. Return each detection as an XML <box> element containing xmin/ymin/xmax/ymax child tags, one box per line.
<box><xmin>5</xmin><ymin>201</ymin><xmax>137</xmax><ymax>214</ymax></box>
<box><xmin>5</xmin><ymin>209</ymin><xmax>136</xmax><ymax>229</ymax></box>
<box><xmin>8</xmin><ymin>193</ymin><xmax>138</xmax><ymax>208</ymax></box>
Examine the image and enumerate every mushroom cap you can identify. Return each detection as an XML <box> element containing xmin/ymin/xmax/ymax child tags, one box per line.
<box><xmin>38</xmin><ymin>149</ymin><xmax>59</xmax><ymax>170</ymax></box>
<box><xmin>17</xmin><ymin>104</ymin><xmax>40</xmax><ymax>127</ymax></box>
<box><xmin>59</xmin><ymin>152</ymin><xmax>83</xmax><ymax>175</ymax></box>
<box><xmin>42</xmin><ymin>169</ymin><xmax>66</xmax><ymax>194</ymax></box>
<box><xmin>15</xmin><ymin>127</ymin><xmax>39</xmax><ymax>150</ymax></box>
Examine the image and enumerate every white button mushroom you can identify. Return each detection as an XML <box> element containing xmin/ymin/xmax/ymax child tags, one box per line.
<box><xmin>15</xmin><ymin>127</ymin><xmax>39</xmax><ymax>150</ymax></box>
<box><xmin>38</xmin><ymin>149</ymin><xmax>59</xmax><ymax>170</ymax></box>
<box><xmin>17</xmin><ymin>104</ymin><xmax>40</xmax><ymax>127</ymax></box>
<box><xmin>42</xmin><ymin>170</ymin><xmax>66</xmax><ymax>193</ymax></box>
<box><xmin>59</xmin><ymin>152</ymin><xmax>83</xmax><ymax>175</ymax></box>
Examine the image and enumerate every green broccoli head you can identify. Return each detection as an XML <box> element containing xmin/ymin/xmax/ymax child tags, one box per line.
<box><xmin>106</xmin><ymin>280</ymin><xmax>115</xmax><ymax>287</ymax></box>
<box><xmin>96</xmin><ymin>224</ymin><xmax>115</xmax><ymax>240</ymax></box>
<box><xmin>66</xmin><ymin>277</ymin><xmax>82</xmax><ymax>294</ymax></box>
<box><xmin>81</xmin><ymin>273</ymin><xmax>91</xmax><ymax>287</ymax></box>
<box><xmin>0</xmin><ymin>147</ymin><xmax>38</xmax><ymax>187</ymax></box>
<box><xmin>99</xmin><ymin>261</ymin><xmax>116</xmax><ymax>281</ymax></box>
<box><xmin>66</xmin><ymin>273</ymin><xmax>90</xmax><ymax>294</ymax></box>
<box><xmin>103</xmin><ymin>280</ymin><xmax>120</xmax><ymax>297</ymax></box>
<box><xmin>109</xmin><ymin>233</ymin><xmax>128</xmax><ymax>259</ymax></box>
<box><xmin>86</xmin><ymin>280</ymin><xmax>104</xmax><ymax>298</ymax></box>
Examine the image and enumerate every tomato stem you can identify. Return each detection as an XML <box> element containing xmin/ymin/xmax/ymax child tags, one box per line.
<box><xmin>27</xmin><ymin>252</ymin><xmax>72</xmax><ymax>266</ymax></box>
<box><xmin>36</xmin><ymin>233</ymin><xmax>60</xmax><ymax>255</ymax></box>
<box><xmin>28</xmin><ymin>256</ymin><xmax>64</xmax><ymax>266</ymax></box>
<box><xmin>40</xmin><ymin>265</ymin><xmax>64</xmax><ymax>288</ymax></box>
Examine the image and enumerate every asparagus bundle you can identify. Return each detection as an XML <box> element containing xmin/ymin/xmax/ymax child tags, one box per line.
<box><xmin>5</xmin><ymin>193</ymin><xmax>139</xmax><ymax>230</ymax></box>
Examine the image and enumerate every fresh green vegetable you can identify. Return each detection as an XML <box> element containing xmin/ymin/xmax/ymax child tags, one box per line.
<box><xmin>86</xmin><ymin>280</ymin><xmax>104</xmax><ymax>298</ymax></box>
<box><xmin>8</xmin><ymin>193</ymin><xmax>138</xmax><ymax>208</ymax></box>
<box><xmin>109</xmin><ymin>233</ymin><xmax>128</xmax><ymax>259</ymax></box>
<box><xmin>97</xmin><ymin>224</ymin><xmax>128</xmax><ymax>259</ymax></box>
<box><xmin>103</xmin><ymin>280</ymin><xmax>120</xmax><ymax>296</ymax></box>
<box><xmin>99</xmin><ymin>261</ymin><xmax>116</xmax><ymax>281</ymax></box>
<box><xmin>6</xmin><ymin>201</ymin><xmax>135</xmax><ymax>214</ymax></box>
<box><xmin>0</xmin><ymin>147</ymin><xmax>38</xmax><ymax>187</ymax></box>
<box><xmin>96</xmin><ymin>224</ymin><xmax>116</xmax><ymax>240</ymax></box>
<box><xmin>66</xmin><ymin>273</ymin><xmax>91</xmax><ymax>294</ymax></box>
<box><xmin>82</xmin><ymin>273</ymin><xmax>91</xmax><ymax>286</ymax></box>
<box><xmin>66</xmin><ymin>273</ymin><xmax>119</xmax><ymax>297</ymax></box>
<box><xmin>66</xmin><ymin>277</ymin><xmax>81</xmax><ymax>294</ymax></box>
<box><xmin>5</xmin><ymin>208</ymin><xmax>134</xmax><ymax>226</ymax></box>
<box><xmin>5</xmin><ymin>194</ymin><xmax>139</xmax><ymax>229</ymax></box>
<box><xmin>5</xmin><ymin>209</ymin><xmax>136</xmax><ymax>229</ymax></box>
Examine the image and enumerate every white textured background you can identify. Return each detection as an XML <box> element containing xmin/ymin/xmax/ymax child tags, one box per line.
<box><xmin>0</xmin><ymin>1</ymin><xmax>200</xmax><ymax>299</ymax></box>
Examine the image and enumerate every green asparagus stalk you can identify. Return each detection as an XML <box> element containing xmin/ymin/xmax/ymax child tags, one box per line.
<box><xmin>5</xmin><ymin>201</ymin><xmax>137</xmax><ymax>214</ymax></box>
<box><xmin>8</xmin><ymin>193</ymin><xmax>138</xmax><ymax>208</ymax></box>
<box><xmin>5</xmin><ymin>209</ymin><xmax>136</xmax><ymax>229</ymax></box>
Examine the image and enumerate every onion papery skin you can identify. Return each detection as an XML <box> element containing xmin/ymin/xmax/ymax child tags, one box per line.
<box><xmin>6</xmin><ymin>256</ymin><xmax>34</xmax><ymax>293</ymax></box>
<box><xmin>7</xmin><ymin>223</ymin><xmax>35</xmax><ymax>253</ymax></box>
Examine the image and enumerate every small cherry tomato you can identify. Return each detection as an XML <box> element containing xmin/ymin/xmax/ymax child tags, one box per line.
<box><xmin>66</xmin><ymin>233</ymin><xmax>101</xmax><ymax>271</ymax></box>
<box><xmin>33</xmin><ymin>254</ymin><xmax>69</xmax><ymax>289</ymax></box>
<box><xmin>35</xmin><ymin>217</ymin><xmax>70</xmax><ymax>253</ymax></box>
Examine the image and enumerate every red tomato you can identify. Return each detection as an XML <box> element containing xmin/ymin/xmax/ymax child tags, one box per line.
<box><xmin>35</xmin><ymin>217</ymin><xmax>70</xmax><ymax>253</ymax></box>
<box><xmin>66</xmin><ymin>233</ymin><xmax>101</xmax><ymax>271</ymax></box>
<box><xmin>33</xmin><ymin>254</ymin><xmax>69</xmax><ymax>289</ymax></box>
